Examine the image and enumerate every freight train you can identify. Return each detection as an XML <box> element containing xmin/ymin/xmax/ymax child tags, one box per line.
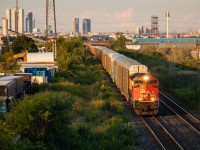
<box><xmin>87</xmin><ymin>45</ymin><xmax>159</xmax><ymax>115</ymax></box>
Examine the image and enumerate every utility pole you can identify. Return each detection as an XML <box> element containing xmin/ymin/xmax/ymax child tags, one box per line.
<box><xmin>45</xmin><ymin>0</ymin><xmax>48</xmax><ymax>52</ymax></box>
<box><xmin>165</xmin><ymin>11</ymin><xmax>170</xmax><ymax>38</ymax></box>
<box><xmin>16</xmin><ymin>0</ymin><xmax>19</xmax><ymax>35</ymax></box>
<box><xmin>45</xmin><ymin>0</ymin><xmax>57</xmax><ymax>60</ymax></box>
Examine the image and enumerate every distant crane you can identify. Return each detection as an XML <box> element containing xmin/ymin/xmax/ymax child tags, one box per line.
<box><xmin>45</xmin><ymin>0</ymin><xmax>57</xmax><ymax>60</ymax></box>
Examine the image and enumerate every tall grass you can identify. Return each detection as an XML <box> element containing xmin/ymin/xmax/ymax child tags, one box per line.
<box><xmin>26</xmin><ymin>52</ymin><xmax>138</xmax><ymax>149</ymax></box>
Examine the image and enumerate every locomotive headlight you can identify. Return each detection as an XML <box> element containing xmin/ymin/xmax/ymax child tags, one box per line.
<box><xmin>143</xmin><ymin>75</ymin><xmax>149</xmax><ymax>81</ymax></box>
<box><xmin>151</xmin><ymin>97</ymin><xmax>155</xmax><ymax>101</ymax></box>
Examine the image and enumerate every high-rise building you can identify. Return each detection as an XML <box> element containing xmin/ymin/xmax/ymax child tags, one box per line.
<box><xmin>11</xmin><ymin>8</ymin><xmax>17</xmax><ymax>31</ymax></box>
<box><xmin>72</xmin><ymin>18</ymin><xmax>79</xmax><ymax>34</ymax></box>
<box><xmin>136</xmin><ymin>26</ymin><xmax>140</xmax><ymax>34</ymax></box>
<box><xmin>18</xmin><ymin>9</ymin><xmax>24</xmax><ymax>34</ymax></box>
<box><xmin>82</xmin><ymin>19</ymin><xmax>91</xmax><ymax>34</ymax></box>
<box><xmin>6</xmin><ymin>9</ymin><xmax>11</xmax><ymax>30</ymax></box>
<box><xmin>146</xmin><ymin>28</ymin><xmax>151</xmax><ymax>34</ymax></box>
<box><xmin>25</xmin><ymin>16</ymin><xmax>28</xmax><ymax>32</ymax></box>
<box><xmin>9</xmin><ymin>8</ymin><xmax>24</xmax><ymax>33</ymax></box>
<box><xmin>33</xmin><ymin>18</ymin><xmax>35</xmax><ymax>28</ymax></box>
<box><xmin>28</xmin><ymin>11</ymin><xmax>33</xmax><ymax>33</ymax></box>
<box><xmin>2</xmin><ymin>17</ymin><xmax>8</xmax><ymax>36</ymax></box>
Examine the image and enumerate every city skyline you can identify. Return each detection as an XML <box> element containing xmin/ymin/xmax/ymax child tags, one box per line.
<box><xmin>5</xmin><ymin>7</ymin><xmax>24</xmax><ymax>34</ymax></box>
<box><xmin>1</xmin><ymin>0</ymin><xmax>200</xmax><ymax>33</ymax></box>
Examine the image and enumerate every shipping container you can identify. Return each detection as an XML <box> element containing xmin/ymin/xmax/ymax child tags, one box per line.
<box><xmin>0</xmin><ymin>76</ymin><xmax>24</xmax><ymax>96</ymax></box>
<box><xmin>126</xmin><ymin>45</ymin><xmax>142</xmax><ymax>50</ymax></box>
<box><xmin>24</xmin><ymin>68</ymin><xmax>48</xmax><ymax>76</ymax></box>
<box><xmin>31</xmin><ymin>76</ymin><xmax>48</xmax><ymax>84</ymax></box>
<box><xmin>24</xmin><ymin>67</ymin><xmax>56</xmax><ymax>82</ymax></box>
<box><xmin>0</xmin><ymin>80</ymin><xmax>16</xmax><ymax>97</ymax></box>
<box><xmin>27</xmin><ymin>52</ymin><xmax>54</xmax><ymax>62</ymax></box>
<box><xmin>15</xmin><ymin>73</ymin><xmax>32</xmax><ymax>92</ymax></box>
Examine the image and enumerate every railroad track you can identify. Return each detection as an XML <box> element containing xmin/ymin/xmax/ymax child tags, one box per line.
<box><xmin>142</xmin><ymin>116</ymin><xmax>183</xmax><ymax>150</ymax></box>
<box><xmin>157</xmin><ymin>92</ymin><xmax>200</xmax><ymax>149</ymax></box>
<box><xmin>159</xmin><ymin>92</ymin><xmax>200</xmax><ymax>134</ymax></box>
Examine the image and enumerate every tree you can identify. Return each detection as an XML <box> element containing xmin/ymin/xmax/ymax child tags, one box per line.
<box><xmin>11</xmin><ymin>35</ymin><xmax>38</xmax><ymax>54</ymax></box>
<box><xmin>57</xmin><ymin>52</ymin><xmax>74</xmax><ymax>72</ymax></box>
<box><xmin>2</xmin><ymin>38</ymin><xmax>10</xmax><ymax>54</ymax></box>
<box><xmin>6</xmin><ymin>92</ymin><xmax>75</xmax><ymax>147</ymax></box>
<box><xmin>114</xmin><ymin>32</ymin><xmax>126</xmax><ymax>50</ymax></box>
<box><xmin>56</xmin><ymin>36</ymin><xmax>84</xmax><ymax>72</ymax></box>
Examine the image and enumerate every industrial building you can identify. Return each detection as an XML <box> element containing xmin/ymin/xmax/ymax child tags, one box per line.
<box><xmin>132</xmin><ymin>38</ymin><xmax>200</xmax><ymax>43</ymax></box>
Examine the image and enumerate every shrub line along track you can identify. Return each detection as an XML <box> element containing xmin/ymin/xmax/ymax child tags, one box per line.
<box><xmin>141</xmin><ymin>116</ymin><xmax>183</xmax><ymax>150</ymax></box>
<box><xmin>159</xmin><ymin>91</ymin><xmax>200</xmax><ymax>134</ymax></box>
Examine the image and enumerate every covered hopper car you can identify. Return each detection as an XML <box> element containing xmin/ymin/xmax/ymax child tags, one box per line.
<box><xmin>87</xmin><ymin>45</ymin><xmax>159</xmax><ymax>115</ymax></box>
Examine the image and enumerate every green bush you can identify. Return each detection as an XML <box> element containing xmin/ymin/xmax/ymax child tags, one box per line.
<box><xmin>6</xmin><ymin>92</ymin><xmax>75</xmax><ymax>148</ymax></box>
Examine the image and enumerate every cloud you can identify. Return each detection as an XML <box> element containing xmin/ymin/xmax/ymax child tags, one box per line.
<box><xmin>77</xmin><ymin>8</ymin><xmax>135</xmax><ymax>32</ymax></box>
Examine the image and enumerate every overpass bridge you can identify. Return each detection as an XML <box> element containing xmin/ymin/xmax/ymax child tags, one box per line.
<box><xmin>0</xmin><ymin>26</ymin><xmax>45</xmax><ymax>44</ymax></box>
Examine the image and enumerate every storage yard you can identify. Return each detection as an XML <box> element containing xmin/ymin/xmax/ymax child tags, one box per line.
<box><xmin>0</xmin><ymin>52</ymin><xmax>57</xmax><ymax>114</ymax></box>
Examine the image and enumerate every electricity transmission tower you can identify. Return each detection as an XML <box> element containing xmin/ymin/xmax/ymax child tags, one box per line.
<box><xmin>46</xmin><ymin>0</ymin><xmax>57</xmax><ymax>59</ymax></box>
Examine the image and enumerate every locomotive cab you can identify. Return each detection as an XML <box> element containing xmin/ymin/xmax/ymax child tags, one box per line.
<box><xmin>131</xmin><ymin>75</ymin><xmax>159</xmax><ymax>115</ymax></box>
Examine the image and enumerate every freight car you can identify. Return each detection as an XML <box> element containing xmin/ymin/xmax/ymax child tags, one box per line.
<box><xmin>0</xmin><ymin>76</ymin><xmax>24</xmax><ymax>98</ymax></box>
<box><xmin>87</xmin><ymin>45</ymin><xmax>159</xmax><ymax>115</ymax></box>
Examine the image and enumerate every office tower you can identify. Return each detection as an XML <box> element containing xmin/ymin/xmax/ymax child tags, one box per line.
<box><xmin>72</xmin><ymin>18</ymin><xmax>79</xmax><ymax>34</ymax></box>
<box><xmin>25</xmin><ymin>16</ymin><xmax>28</xmax><ymax>32</ymax></box>
<box><xmin>18</xmin><ymin>9</ymin><xmax>24</xmax><ymax>34</ymax></box>
<box><xmin>2</xmin><ymin>17</ymin><xmax>8</xmax><ymax>36</ymax></box>
<box><xmin>28</xmin><ymin>11</ymin><xmax>33</xmax><ymax>33</ymax></box>
<box><xmin>10</xmin><ymin>8</ymin><xmax>24</xmax><ymax>33</ymax></box>
<box><xmin>33</xmin><ymin>18</ymin><xmax>35</xmax><ymax>28</ymax></box>
<box><xmin>11</xmin><ymin>8</ymin><xmax>17</xmax><ymax>31</ymax></box>
<box><xmin>146</xmin><ymin>28</ymin><xmax>151</xmax><ymax>34</ymax></box>
<box><xmin>82</xmin><ymin>19</ymin><xmax>91</xmax><ymax>34</ymax></box>
<box><xmin>6</xmin><ymin>9</ymin><xmax>11</xmax><ymax>30</ymax></box>
<box><xmin>136</xmin><ymin>26</ymin><xmax>140</xmax><ymax>34</ymax></box>
<box><xmin>140</xmin><ymin>26</ymin><xmax>144</xmax><ymax>34</ymax></box>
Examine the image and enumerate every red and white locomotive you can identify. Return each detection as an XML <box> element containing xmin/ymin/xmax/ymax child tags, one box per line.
<box><xmin>87</xmin><ymin>45</ymin><xmax>159</xmax><ymax>115</ymax></box>
<box><xmin>131</xmin><ymin>75</ymin><xmax>159</xmax><ymax>115</ymax></box>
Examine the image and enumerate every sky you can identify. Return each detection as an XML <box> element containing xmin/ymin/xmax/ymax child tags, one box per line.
<box><xmin>1</xmin><ymin>0</ymin><xmax>200</xmax><ymax>33</ymax></box>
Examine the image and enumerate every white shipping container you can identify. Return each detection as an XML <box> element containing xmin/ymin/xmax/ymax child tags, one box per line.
<box><xmin>126</xmin><ymin>45</ymin><xmax>142</xmax><ymax>50</ymax></box>
<box><xmin>27</xmin><ymin>52</ymin><xmax>54</xmax><ymax>63</ymax></box>
<box><xmin>31</xmin><ymin>76</ymin><xmax>48</xmax><ymax>84</ymax></box>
